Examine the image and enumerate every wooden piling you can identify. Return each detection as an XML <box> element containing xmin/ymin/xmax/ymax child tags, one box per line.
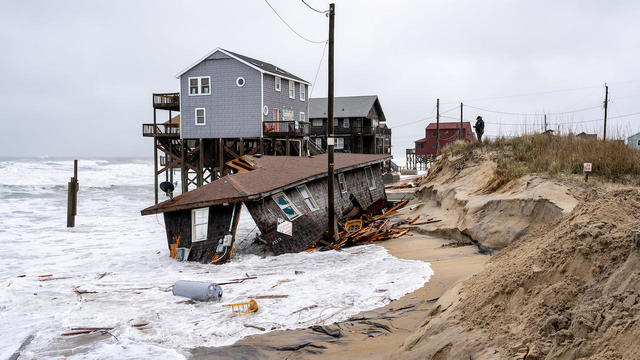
<box><xmin>66</xmin><ymin>160</ymin><xmax>78</xmax><ymax>228</ymax></box>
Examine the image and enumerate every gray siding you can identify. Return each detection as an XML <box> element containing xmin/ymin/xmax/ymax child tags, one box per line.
<box><xmin>262</xmin><ymin>74</ymin><xmax>309</xmax><ymax>124</ymax></box>
<box><xmin>180</xmin><ymin>51</ymin><xmax>262</xmax><ymax>139</ymax></box>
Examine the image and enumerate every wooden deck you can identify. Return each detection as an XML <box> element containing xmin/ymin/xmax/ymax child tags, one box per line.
<box><xmin>153</xmin><ymin>93</ymin><xmax>179</xmax><ymax>111</ymax></box>
<box><xmin>143</xmin><ymin>123</ymin><xmax>180</xmax><ymax>137</ymax></box>
<box><xmin>262</xmin><ymin>121</ymin><xmax>310</xmax><ymax>137</ymax></box>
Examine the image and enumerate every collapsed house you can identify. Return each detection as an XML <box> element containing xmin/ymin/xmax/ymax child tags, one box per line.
<box><xmin>141</xmin><ymin>153</ymin><xmax>390</xmax><ymax>262</ymax></box>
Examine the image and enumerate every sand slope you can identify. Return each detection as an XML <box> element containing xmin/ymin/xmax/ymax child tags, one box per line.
<box><xmin>412</xmin><ymin>152</ymin><xmax>578</xmax><ymax>249</ymax></box>
<box><xmin>395</xmin><ymin>171</ymin><xmax>640</xmax><ymax>358</ymax></box>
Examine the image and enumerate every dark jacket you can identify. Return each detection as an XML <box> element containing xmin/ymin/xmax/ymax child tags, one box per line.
<box><xmin>474</xmin><ymin>119</ymin><xmax>485</xmax><ymax>133</ymax></box>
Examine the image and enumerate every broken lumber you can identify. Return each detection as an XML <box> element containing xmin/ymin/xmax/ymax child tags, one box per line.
<box><xmin>243</xmin><ymin>324</ymin><xmax>266</xmax><ymax>331</ymax></box>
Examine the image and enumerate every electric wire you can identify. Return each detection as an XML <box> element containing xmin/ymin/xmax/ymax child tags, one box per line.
<box><xmin>309</xmin><ymin>40</ymin><xmax>329</xmax><ymax>96</ymax></box>
<box><xmin>301</xmin><ymin>0</ymin><xmax>329</xmax><ymax>14</ymax></box>
<box><xmin>263</xmin><ymin>0</ymin><xmax>327</xmax><ymax>44</ymax></box>
<box><xmin>465</xmin><ymin>104</ymin><xmax>602</xmax><ymax>117</ymax></box>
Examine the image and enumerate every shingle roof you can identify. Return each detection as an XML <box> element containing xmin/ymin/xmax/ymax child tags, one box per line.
<box><xmin>222</xmin><ymin>49</ymin><xmax>308</xmax><ymax>84</ymax></box>
<box><xmin>309</xmin><ymin>95</ymin><xmax>386</xmax><ymax>121</ymax></box>
<box><xmin>141</xmin><ymin>153</ymin><xmax>390</xmax><ymax>215</ymax></box>
<box><xmin>175</xmin><ymin>48</ymin><xmax>309</xmax><ymax>84</ymax></box>
<box><xmin>425</xmin><ymin>121</ymin><xmax>472</xmax><ymax>130</ymax></box>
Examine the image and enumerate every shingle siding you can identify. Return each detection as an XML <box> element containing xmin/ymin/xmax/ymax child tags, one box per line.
<box><xmin>245</xmin><ymin>164</ymin><xmax>385</xmax><ymax>254</ymax></box>
<box><xmin>180</xmin><ymin>51</ymin><xmax>262</xmax><ymax>139</ymax></box>
<box><xmin>262</xmin><ymin>74</ymin><xmax>309</xmax><ymax>123</ymax></box>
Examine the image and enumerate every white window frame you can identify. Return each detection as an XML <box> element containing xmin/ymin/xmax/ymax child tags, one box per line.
<box><xmin>333</xmin><ymin>118</ymin><xmax>339</xmax><ymax>127</ymax></box>
<box><xmin>311</xmin><ymin>119</ymin><xmax>322</xmax><ymax>127</ymax></box>
<box><xmin>335</xmin><ymin>137</ymin><xmax>344</xmax><ymax>150</ymax></box>
<box><xmin>338</xmin><ymin>173</ymin><xmax>347</xmax><ymax>193</ymax></box>
<box><xmin>300</xmin><ymin>112</ymin><xmax>306</xmax><ymax>122</ymax></box>
<box><xmin>195</xmin><ymin>108</ymin><xmax>206</xmax><ymax>126</ymax></box>
<box><xmin>315</xmin><ymin>137</ymin><xmax>322</xmax><ymax>148</ymax></box>
<box><xmin>191</xmin><ymin>207</ymin><xmax>209</xmax><ymax>243</ymax></box>
<box><xmin>342</xmin><ymin>118</ymin><xmax>349</xmax><ymax>128</ymax></box>
<box><xmin>364</xmin><ymin>166</ymin><xmax>375</xmax><ymax>190</ymax></box>
<box><xmin>300</xmin><ymin>84</ymin><xmax>306</xmax><ymax>101</ymax></box>
<box><xmin>272</xmin><ymin>192</ymin><xmax>301</xmax><ymax>220</ymax></box>
<box><xmin>275</xmin><ymin>76</ymin><xmax>282</xmax><ymax>92</ymax></box>
<box><xmin>288</xmin><ymin>80</ymin><xmax>295</xmax><ymax>99</ymax></box>
<box><xmin>188</xmin><ymin>76</ymin><xmax>211</xmax><ymax>96</ymax></box>
<box><xmin>236</xmin><ymin>76</ymin><xmax>245</xmax><ymax>87</ymax></box>
<box><xmin>297</xmin><ymin>185</ymin><xmax>319</xmax><ymax>211</ymax></box>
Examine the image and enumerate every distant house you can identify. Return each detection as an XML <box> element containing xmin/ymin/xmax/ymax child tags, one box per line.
<box><xmin>141</xmin><ymin>153</ymin><xmax>390</xmax><ymax>260</ymax></box>
<box><xmin>309</xmin><ymin>95</ymin><xmax>391</xmax><ymax>155</ymax></box>
<box><xmin>577</xmin><ymin>132</ymin><xmax>597</xmax><ymax>139</ymax></box>
<box><xmin>627</xmin><ymin>132</ymin><xmax>640</xmax><ymax>150</ymax></box>
<box><xmin>414</xmin><ymin>122</ymin><xmax>474</xmax><ymax>156</ymax></box>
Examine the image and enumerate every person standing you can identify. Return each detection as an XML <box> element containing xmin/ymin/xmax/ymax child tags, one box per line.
<box><xmin>474</xmin><ymin>116</ymin><xmax>485</xmax><ymax>143</ymax></box>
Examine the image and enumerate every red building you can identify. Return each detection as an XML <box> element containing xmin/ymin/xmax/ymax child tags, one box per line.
<box><xmin>414</xmin><ymin>121</ymin><xmax>474</xmax><ymax>156</ymax></box>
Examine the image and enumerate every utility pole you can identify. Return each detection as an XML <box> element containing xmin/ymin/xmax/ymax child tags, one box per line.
<box><xmin>603</xmin><ymin>83</ymin><xmax>608</xmax><ymax>142</ymax></box>
<box><xmin>460</xmin><ymin>102</ymin><xmax>463</xmax><ymax>140</ymax></box>
<box><xmin>327</xmin><ymin>3</ymin><xmax>337</xmax><ymax>241</ymax></box>
<box><xmin>544</xmin><ymin>114</ymin><xmax>547</xmax><ymax>132</ymax></box>
<box><xmin>435</xmin><ymin>98</ymin><xmax>440</xmax><ymax>155</ymax></box>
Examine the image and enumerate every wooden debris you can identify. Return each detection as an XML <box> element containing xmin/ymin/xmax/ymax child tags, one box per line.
<box><xmin>38</xmin><ymin>274</ymin><xmax>53</xmax><ymax>278</ymax></box>
<box><xmin>251</xmin><ymin>295</ymin><xmax>288</xmax><ymax>299</ymax></box>
<box><xmin>243</xmin><ymin>324</ymin><xmax>266</xmax><ymax>331</ymax></box>
<box><xmin>218</xmin><ymin>276</ymin><xmax>257</xmax><ymax>285</ymax></box>
<box><xmin>176</xmin><ymin>299</ymin><xmax>197</xmax><ymax>305</ymax></box>
<box><xmin>39</xmin><ymin>277</ymin><xmax>72</xmax><ymax>282</ymax></box>
<box><xmin>271</xmin><ymin>279</ymin><xmax>293</xmax><ymax>288</ymax></box>
<box><xmin>132</xmin><ymin>322</ymin><xmax>149</xmax><ymax>328</ymax></box>
<box><xmin>292</xmin><ymin>305</ymin><xmax>318</xmax><ymax>314</ymax></box>
<box><xmin>72</xmin><ymin>286</ymin><xmax>83</xmax><ymax>299</ymax></box>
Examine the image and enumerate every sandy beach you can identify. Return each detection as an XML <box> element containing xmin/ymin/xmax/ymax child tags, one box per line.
<box><xmin>191</xmin><ymin>232</ymin><xmax>489</xmax><ymax>359</ymax></box>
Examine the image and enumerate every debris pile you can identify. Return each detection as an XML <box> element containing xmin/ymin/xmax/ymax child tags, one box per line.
<box><xmin>307</xmin><ymin>199</ymin><xmax>441</xmax><ymax>251</ymax></box>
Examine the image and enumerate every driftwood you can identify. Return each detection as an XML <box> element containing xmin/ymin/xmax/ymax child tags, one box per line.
<box><xmin>132</xmin><ymin>322</ymin><xmax>149</xmax><ymax>328</ymax></box>
<box><xmin>39</xmin><ymin>277</ymin><xmax>72</xmax><ymax>282</ymax></box>
<box><xmin>243</xmin><ymin>324</ymin><xmax>266</xmax><ymax>331</ymax></box>
<box><xmin>251</xmin><ymin>295</ymin><xmax>288</xmax><ymax>299</ymax></box>
<box><xmin>292</xmin><ymin>305</ymin><xmax>318</xmax><ymax>314</ymax></box>
<box><xmin>271</xmin><ymin>279</ymin><xmax>293</xmax><ymax>288</ymax></box>
<box><xmin>218</xmin><ymin>276</ymin><xmax>258</xmax><ymax>285</ymax></box>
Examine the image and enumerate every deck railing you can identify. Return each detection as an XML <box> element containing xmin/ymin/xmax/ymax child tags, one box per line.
<box><xmin>376</xmin><ymin>127</ymin><xmax>391</xmax><ymax>136</ymax></box>
<box><xmin>142</xmin><ymin>123</ymin><xmax>180</xmax><ymax>137</ymax></box>
<box><xmin>263</xmin><ymin>121</ymin><xmax>310</xmax><ymax>137</ymax></box>
<box><xmin>153</xmin><ymin>93</ymin><xmax>180</xmax><ymax>110</ymax></box>
<box><xmin>352</xmin><ymin>126</ymin><xmax>376</xmax><ymax>136</ymax></box>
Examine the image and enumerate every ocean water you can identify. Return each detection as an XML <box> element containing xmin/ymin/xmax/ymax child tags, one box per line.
<box><xmin>0</xmin><ymin>158</ymin><xmax>433</xmax><ymax>359</ymax></box>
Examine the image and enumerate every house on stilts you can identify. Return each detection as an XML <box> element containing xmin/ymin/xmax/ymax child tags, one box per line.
<box><xmin>141</xmin><ymin>153</ymin><xmax>390</xmax><ymax>262</ymax></box>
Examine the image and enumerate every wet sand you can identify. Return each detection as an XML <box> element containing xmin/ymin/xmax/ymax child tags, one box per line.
<box><xmin>191</xmin><ymin>233</ymin><xmax>489</xmax><ymax>359</ymax></box>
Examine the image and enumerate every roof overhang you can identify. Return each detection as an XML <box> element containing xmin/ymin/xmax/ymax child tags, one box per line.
<box><xmin>175</xmin><ymin>48</ymin><xmax>311</xmax><ymax>85</ymax></box>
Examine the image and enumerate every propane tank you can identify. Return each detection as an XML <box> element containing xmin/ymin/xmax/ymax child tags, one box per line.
<box><xmin>172</xmin><ymin>280</ymin><xmax>223</xmax><ymax>302</ymax></box>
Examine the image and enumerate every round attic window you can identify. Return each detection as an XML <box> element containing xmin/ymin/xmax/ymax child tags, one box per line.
<box><xmin>236</xmin><ymin>77</ymin><xmax>245</xmax><ymax>87</ymax></box>
<box><xmin>263</xmin><ymin>105</ymin><xmax>269</xmax><ymax>116</ymax></box>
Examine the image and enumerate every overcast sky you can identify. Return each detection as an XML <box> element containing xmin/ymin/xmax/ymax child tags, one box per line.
<box><xmin>1</xmin><ymin>0</ymin><xmax>640</xmax><ymax>162</ymax></box>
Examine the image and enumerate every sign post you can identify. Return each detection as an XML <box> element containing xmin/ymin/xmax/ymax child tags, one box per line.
<box><xmin>583</xmin><ymin>162</ymin><xmax>592</xmax><ymax>182</ymax></box>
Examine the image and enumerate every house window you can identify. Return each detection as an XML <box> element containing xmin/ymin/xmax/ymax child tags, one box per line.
<box><xmin>333</xmin><ymin>118</ymin><xmax>339</xmax><ymax>127</ymax></box>
<box><xmin>342</xmin><ymin>118</ymin><xmax>349</xmax><ymax>128</ymax></box>
<box><xmin>195</xmin><ymin>108</ymin><xmax>206</xmax><ymax>126</ymax></box>
<box><xmin>300</xmin><ymin>112</ymin><xmax>306</xmax><ymax>121</ymax></box>
<box><xmin>637</xmin><ymin>139</ymin><xmax>640</xmax><ymax>146</ymax></box>
<box><xmin>273</xmin><ymin>108</ymin><xmax>279</xmax><ymax>121</ymax></box>
<box><xmin>335</xmin><ymin>137</ymin><xmax>344</xmax><ymax>149</ymax></box>
<box><xmin>364</xmin><ymin>166</ymin><xmax>375</xmax><ymax>189</ymax></box>
<box><xmin>297</xmin><ymin>185</ymin><xmax>319</xmax><ymax>211</ymax></box>
<box><xmin>192</xmin><ymin>207</ymin><xmax>209</xmax><ymax>242</ymax></box>
<box><xmin>338</xmin><ymin>173</ymin><xmax>347</xmax><ymax>193</ymax></box>
<box><xmin>275</xmin><ymin>76</ymin><xmax>281</xmax><ymax>91</ymax></box>
<box><xmin>289</xmin><ymin>80</ymin><xmax>295</xmax><ymax>99</ymax></box>
<box><xmin>315</xmin><ymin>137</ymin><xmax>322</xmax><ymax>148</ymax></box>
<box><xmin>433</xmin><ymin>131</ymin><xmax>437</xmax><ymax>136</ymax></box>
<box><xmin>312</xmin><ymin>119</ymin><xmax>323</xmax><ymax>127</ymax></box>
<box><xmin>188</xmin><ymin>76</ymin><xmax>210</xmax><ymax>95</ymax></box>
<box><xmin>236</xmin><ymin>77</ymin><xmax>245</xmax><ymax>87</ymax></box>
<box><xmin>300</xmin><ymin>84</ymin><xmax>306</xmax><ymax>101</ymax></box>
<box><xmin>272</xmin><ymin>192</ymin><xmax>301</xmax><ymax>220</ymax></box>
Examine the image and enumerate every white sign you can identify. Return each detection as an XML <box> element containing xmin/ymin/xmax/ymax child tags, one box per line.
<box><xmin>277</xmin><ymin>218</ymin><xmax>293</xmax><ymax>236</ymax></box>
<box><xmin>327</xmin><ymin>137</ymin><xmax>335</xmax><ymax>146</ymax></box>
<box><xmin>583</xmin><ymin>163</ymin><xmax>592</xmax><ymax>172</ymax></box>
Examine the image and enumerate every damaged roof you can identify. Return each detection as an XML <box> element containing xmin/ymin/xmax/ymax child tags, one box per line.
<box><xmin>141</xmin><ymin>153</ymin><xmax>390</xmax><ymax>215</ymax></box>
<box><xmin>309</xmin><ymin>95</ymin><xmax>386</xmax><ymax>121</ymax></box>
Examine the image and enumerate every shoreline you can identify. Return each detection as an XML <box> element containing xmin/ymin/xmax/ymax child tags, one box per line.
<box><xmin>191</xmin><ymin>233</ymin><xmax>489</xmax><ymax>359</ymax></box>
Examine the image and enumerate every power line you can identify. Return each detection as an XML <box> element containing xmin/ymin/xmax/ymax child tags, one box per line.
<box><xmin>465</xmin><ymin>104</ymin><xmax>602</xmax><ymax>117</ymax></box>
<box><xmin>301</xmin><ymin>0</ymin><xmax>329</xmax><ymax>14</ymax></box>
<box><xmin>263</xmin><ymin>0</ymin><xmax>327</xmax><ymax>44</ymax></box>
<box><xmin>309</xmin><ymin>40</ymin><xmax>328</xmax><ymax>96</ymax></box>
